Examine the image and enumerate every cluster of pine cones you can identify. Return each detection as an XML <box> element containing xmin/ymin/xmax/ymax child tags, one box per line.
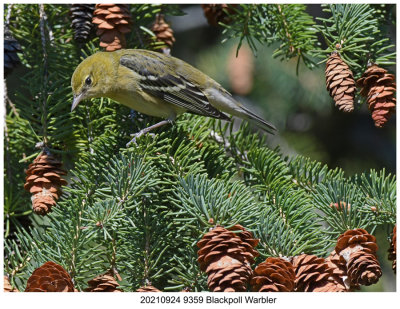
<box><xmin>325</xmin><ymin>50</ymin><xmax>396</xmax><ymax>128</ymax></box>
<box><xmin>6</xmin><ymin>224</ymin><xmax>395</xmax><ymax>292</ymax></box>
<box><xmin>196</xmin><ymin>225</ymin><xmax>385</xmax><ymax>292</ymax></box>
<box><xmin>69</xmin><ymin>4</ymin><xmax>175</xmax><ymax>53</ymax></box>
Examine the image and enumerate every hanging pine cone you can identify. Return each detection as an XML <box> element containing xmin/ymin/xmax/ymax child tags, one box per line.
<box><xmin>197</xmin><ymin>225</ymin><xmax>259</xmax><ymax>292</ymax></box>
<box><xmin>201</xmin><ymin>4</ymin><xmax>236</xmax><ymax>27</ymax></box>
<box><xmin>70</xmin><ymin>4</ymin><xmax>95</xmax><ymax>44</ymax></box>
<box><xmin>356</xmin><ymin>64</ymin><xmax>396</xmax><ymax>128</ymax></box>
<box><xmin>151</xmin><ymin>14</ymin><xmax>175</xmax><ymax>54</ymax></box>
<box><xmin>92</xmin><ymin>4</ymin><xmax>132</xmax><ymax>52</ymax></box>
<box><xmin>324</xmin><ymin>250</ymin><xmax>351</xmax><ymax>292</ymax></box>
<box><xmin>4</xmin><ymin>27</ymin><xmax>22</xmax><ymax>77</ymax></box>
<box><xmin>85</xmin><ymin>271</ymin><xmax>122</xmax><ymax>292</ymax></box>
<box><xmin>325</xmin><ymin>51</ymin><xmax>356</xmax><ymax>112</ymax></box>
<box><xmin>335</xmin><ymin>228</ymin><xmax>382</xmax><ymax>286</ymax></box>
<box><xmin>4</xmin><ymin>275</ymin><xmax>19</xmax><ymax>292</ymax></box>
<box><xmin>136</xmin><ymin>285</ymin><xmax>161</xmax><ymax>292</ymax></box>
<box><xmin>292</xmin><ymin>254</ymin><xmax>333</xmax><ymax>292</ymax></box>
<box><xmin>388</xmin><ymin>225</ymin><xmax>396</xmax><ymax>273</ymax></box>
<box><xmin>250</xmin><ymin>257</ymin><xmax>295</xmax><ymax>292</ymax></box>
<box><xmin>25</xmin><ymin>261</ymin><xmax>75</xmax><ymax>292</ymax></box>
<box><xmin>24</xmin><ymin>151</ymin><xmax>67</xmax><ymax>216</ymax></box>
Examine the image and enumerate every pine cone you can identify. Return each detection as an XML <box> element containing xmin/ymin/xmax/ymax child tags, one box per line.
<box><xmin>85</xmin><ymin>271</ymin><xmax>122</xmax><ymax>292</ymax></box>
<box><xmin>70</xmin><ymin>4</ymin><xmax>95</xmax><ymax>44</ymax></box>
<box><xmin>197</xmin><ymin>225</ymin><xmax>259</xmax><ymax>292</ymax></box>
<box><xmin>292</xmin><ymin>254</ymin><xmax>332</xmax><ymax>292</ymax></box>
<box><xmin>136</xmin><ymin>285</ymin><xmax>161</xmax><ymax>292</ymax></box>
<box><xmin>324</xmin><ymin>250</ymin><xmax>351</xmax><ymax>292</ymax></box>
<box><xmin>356</xmin><ymin>64</ymin><xmax>396</xmax><ymax>128</ymax></box>
<box><xmin>201</xmin><ymin>4</ymin><xmax>236</xmax><ymax>27</ymax></box>
<box><xmin>335</xmin><ymin>228</ymin><xmax>382</xmax><ymax>286</ymax></box>
<box><xmin>228</xmin><ymin>224</ymin><xmax>259</xmax><ymax>257</ymax></box>
<box><xmin>24</xmin><ymin>151</ymin><xmax>67</xmax><ymax>216</ymax></box>
<box><xmin>92</xmin><ymin>4</ymin><xmax>132</xmax><ymax>52</ymax></box>
<box><xmin>4</xmin><ymin>275</ymin><xmax>19</xmax><ymax>292</ymax></box>
<box><xmin>25</xmin><ymin>261</ymin><xmax>75</xmax><ymax>292</ymax></box>
<box><xmin>4</xmin><ymin>27</ymin><xmax>22</xmax><ymax>77</ymax></box>
<box><xmin>325</xmin><ymin>52</ymin><xmax>356</xmax><ymax>112</ymax></box>
<box><xmin>250</xmin><ymin>257</ymin><xmax>295</xmax><ymax>292</ymax></box>
<box><xmin>388</xmin><ymin>225</ymin><xmax>396</xmax><ymax>274</ymax></box>
<box><xmin>151</xmin><ymin>14</ymin><xmax>175</xmax><ymax>53</ymax></box>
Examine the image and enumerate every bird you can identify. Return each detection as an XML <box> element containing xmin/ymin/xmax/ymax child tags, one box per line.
<box><xmin>71</xmin><ymin>49</ymin><xmax>276</xmax><ymax>145</ymax></box>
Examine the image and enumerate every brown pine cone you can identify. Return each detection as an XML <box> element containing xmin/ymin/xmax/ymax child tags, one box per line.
<box><xmin>24</xmin><ymin>151</ymin><xmax>67</xmax><ymax>216</ymax></box>
<box><xmin>85</xmin><ymin>271</ymin><xmax>122</xmax><ymax>292</ymax></box>
<box><xmin>201</xmin><ymin>4</ymin><xmax>236</xmax><ymax>27</ymax></box>
<box><xmin>335</xmin><ymin>228</ymin><xmax>381</xmax><ymax>286</ymax></box>
<box><xmin>136</xmin><ymin>285</ymin><xmax>161</xmax><ymax>292</ymax></box>
<box><xmin>250</xmin><ymin>257</ymin><xmax>295</xmax><ymax>292</ymax></box>
<box><xmin>356</xmin><ymin>64</ymin><xmax>396</xmax><ymax>128</ymax></box>
<box><xmin>388</xmin><ymin>225</ymin><xmax>396</xmax><ymax>274</ymax></box>
<box><xmin>92</xmin><ymin>4</ymin><xmax>132</xmax><ymax>51</ymax></box>
<box><xmin>197</xmin><ymin>225</ymin><xmax>259</xmax><ymax>292</ymax></box>
<box><xmin>25</xmin><ymin>261</ymin><xmax>75</xmax><ymax>292</ymax></box>
<box><xmin>324</xmin><ymin>250</ymin><xmax>351</xmax><ymax>292</ymax></box>
<box><xmin>325</xmin><ymin>52</ymin><xmax>356</xmax><ymax>112</ymax></box>
<box><xmin>151</xmin><ymin>14</ymin><xmax>175</xmax><ymax>53</ymax></box>
<box><xmin>4</xmin><ymin>275</ymin><xmax>19</xmax><ymax>292</ymax></box>
<box><xmin>292</xmin><ymin>254</ymin><xmax>332</xmax><ymax>292</ymax></box>
<box><xmin>228</xmin><ymin>224</ymin><xmax>259</xmax><ymax>258</ymax></box>
<box><xmin>346</xmin><ymin>250</ymin><xmax>381</xmax><ymax>287</ymax></box>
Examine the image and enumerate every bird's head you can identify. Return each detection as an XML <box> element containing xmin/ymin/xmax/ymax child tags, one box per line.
<box><xmin>71</xmin><ymin>52</ymin><xmax>117</xmax><ymax>111</ymax></box>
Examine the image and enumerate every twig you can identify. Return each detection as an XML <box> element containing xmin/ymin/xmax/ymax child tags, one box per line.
<box><xmin>209</xmin><ymin>129</ymin><xmax>248</xmax><ymax>162</ymax></box>
<box><xmin>39</xmin><ymin>4</ymin><xmax>49</xmax><ymax>145</ymax></box>
<box><xmin>4</xmin><ymin>81</ymin><xmax>19</xmax><ymax>117</ymax></box>
<box><xmin>276</xmin><ymin>4</ymin><xmax>296</xmax><ymax>55</ymax></box>
<box><xmin>4</xmin><ymin>83</ymin><xmax>13</xmax><ymax>182</ymax></box>
<box><xmin>41</xmin><ymin>6</ymin><xmax>54</xmax><ymax>44</ymax></box>
<box><xmin>111</xmin><ymin>233</ymin><xmax>122</xmax><ymax>281</ymax></box>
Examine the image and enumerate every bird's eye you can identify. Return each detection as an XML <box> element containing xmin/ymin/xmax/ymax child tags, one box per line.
<box><xmin>85</xmin><ymin>76</ymin><xmax>92</xmax><ymax>85</ymax></box>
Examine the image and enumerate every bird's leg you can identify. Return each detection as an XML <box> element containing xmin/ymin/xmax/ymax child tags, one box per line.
<box><xmin>127</xmin><ymin>119</ymin><xmax>173</xmax><ymax>147</ymax></box>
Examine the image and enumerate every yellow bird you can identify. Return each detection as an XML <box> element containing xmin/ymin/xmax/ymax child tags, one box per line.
<box><xmin>71</xmin><ymin>49</ymin><xmax>276</xmax><ymax>145</ymax></box>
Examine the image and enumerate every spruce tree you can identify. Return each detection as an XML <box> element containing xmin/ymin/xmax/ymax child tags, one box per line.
<box><xmin>4</xmin><ymin>4</ymin><xmax>395</xmax><ymax>292</ymax></box>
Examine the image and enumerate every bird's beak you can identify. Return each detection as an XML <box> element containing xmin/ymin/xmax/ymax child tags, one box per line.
<box><xmin>71</xmin><ymin>93</ymin><xmax>83</xmax><ymax>112</ymax></box>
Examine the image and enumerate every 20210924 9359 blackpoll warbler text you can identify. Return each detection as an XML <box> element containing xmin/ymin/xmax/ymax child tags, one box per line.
<box><xmin>71</xmin><ymin>49</ymin><xmax>276</xmax><ymax>145</ymax></box>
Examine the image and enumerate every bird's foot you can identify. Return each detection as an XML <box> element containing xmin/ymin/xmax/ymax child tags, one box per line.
<box><xmin>126</xmin><ymin>119</ymin><xmax>173</xmax><ymax>147</ymax></box>
<box><xmin>126</xmin><ymin>131</ymin><xmax>155</xmax><ymax>147</ymax></box>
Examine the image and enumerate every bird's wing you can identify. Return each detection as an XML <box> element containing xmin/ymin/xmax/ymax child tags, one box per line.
<box><xmin>119</xmin><ymin>51</ymin><xmax>230</xmax><ymax>120</ymax></box>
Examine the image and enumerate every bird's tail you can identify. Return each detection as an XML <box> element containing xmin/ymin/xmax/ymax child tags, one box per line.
<box><xmin>239</xmin><ymin>105</ymin><xmax>277</xmax><ymax>134</ymax></box>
